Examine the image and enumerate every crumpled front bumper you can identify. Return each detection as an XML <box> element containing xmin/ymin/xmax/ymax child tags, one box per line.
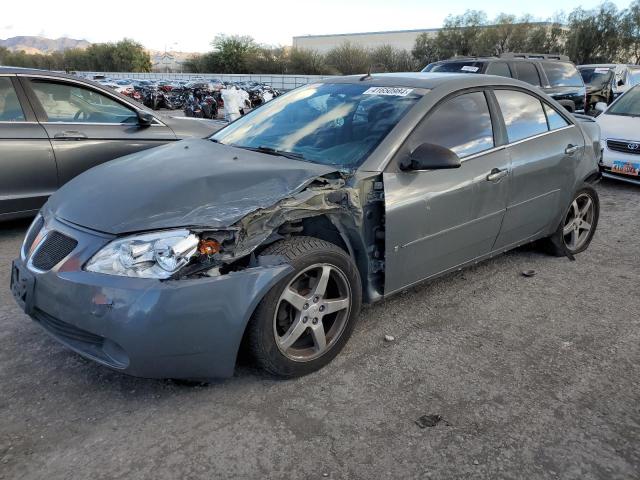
<box><xmin>11</xmin><ymin>216</ymin><xmax>292</xmax><ymax>379</ymax></box>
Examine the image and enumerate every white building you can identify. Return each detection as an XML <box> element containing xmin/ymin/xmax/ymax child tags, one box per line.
<box><xmin>292</xmin><ymin>23</ymin><xmax>561</xmax><ymax>54</ymax></box>
<box><xmin>293</xmin><ymin>28</ymin><xmax>440</xmax><ymax>54</ymax></box>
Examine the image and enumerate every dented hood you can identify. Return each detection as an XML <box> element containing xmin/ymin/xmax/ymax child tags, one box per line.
<box><xmin>46</xmin><ymin>139</ymin><xmax>338</xmax><ymax>234</ymax></box>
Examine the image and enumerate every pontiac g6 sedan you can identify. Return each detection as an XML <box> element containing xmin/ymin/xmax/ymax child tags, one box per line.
<box><xmin>11</xmin><ymin>73</ymin><xmax>602</xmax><ymax>379</ymax></box>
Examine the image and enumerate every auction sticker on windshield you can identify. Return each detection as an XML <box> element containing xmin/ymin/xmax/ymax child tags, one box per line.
<box><xmin>612</xmin><ymin>160</ymin><xmax>640</xmax><ymax>176</ymax></box>
<box><xmin>363</xmin><ymin>87</ymin><xmax>414</xmax><ymax>96</ymax></box>
<box><xmin>461</xmin><ymin>66</ymin><xmax>480</xmax><ymax>72</ymax></box>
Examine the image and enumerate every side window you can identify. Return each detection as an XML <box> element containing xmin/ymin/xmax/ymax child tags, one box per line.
<box><xmin>514</xmin><ymin>62</ymin><xmax>541</xmax><ymax>86</ymax></box>
<box><xmin>486</xmin><ymin>62</ymin><xmax>512</xmax><ymax>78</ymax></box>
<box><xmin>29</xmin><ymin>80</ymin><xmax>138</xmax><ymax>124</ymax></box>
<box><xmin>543</xmin><ymin>103</ymin><xmax>569</xmax><ymax>130</ymax></box>
<box><xmin>416</xmin><ymin>91</ymin><xmax>494</xmax><ymax>158</ymax></box>
<box><xmin>495</xmin><ymin>90</ymin><xmax>548</xmax><ymax>142</ymax></box>
<box><xmin>0</xmin><ymin>77</ymin><xmax>26</xmax><ymax>122</ymax></box>
<box><xmin>542</xmin><ymin>62</ymin><xmax>583</xmax><ymax>87</ymax></box>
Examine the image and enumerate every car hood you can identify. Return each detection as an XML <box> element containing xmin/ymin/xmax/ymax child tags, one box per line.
<box><xmin>162</xmin><ymin>115</ymin><xmax>226</xmax><ymax>138</ymax></box>
<box><xmin>596</xmin><ymin>113</ymin><xmax>640</xmax><ymax>141</ymax></box>
<box><xmin>46</xmin><ymin>139</ymin><xmax>339</xmax><ymax>235</ymax></box>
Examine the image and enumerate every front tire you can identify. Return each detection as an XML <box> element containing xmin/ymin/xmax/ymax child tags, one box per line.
<box><xmin>544</xmin><ymin>185</ymin><xmax>600</xmax><ymax>256</ymax></box>
<box><xmin>247</xmin><ymin>236</ymin><xmax>362</xmax><ymax>377</ymax></box>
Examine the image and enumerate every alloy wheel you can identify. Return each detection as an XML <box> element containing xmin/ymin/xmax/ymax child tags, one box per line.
<box><xmin>273</xmin><ymin>263</ymin><xmax>351</xmax><ymax>362</ymax></box>
<box><xmin>563</xmin><ymin>193</ymin><xmax>595</xmax><ymax>251</ymax></box>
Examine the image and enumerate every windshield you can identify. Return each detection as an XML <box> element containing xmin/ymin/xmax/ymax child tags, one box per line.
<box><xmin>422</xmin><ymin>61</ymin><xmax>485</xmax><ymax>74</ymax></box>
<box><xmin>579</xmin><ymin>67</ymin><xmax>613</xmax><ymax>87</ymax></box>
<box><xmin>607</xmin><ymin>86</ymin><xmax>640</xmax><ymax>116</ymax></box>
<box><xmin>212</xmin><ymin>83</ymin><xmax>423</xmax><ymax>168</ymax></box>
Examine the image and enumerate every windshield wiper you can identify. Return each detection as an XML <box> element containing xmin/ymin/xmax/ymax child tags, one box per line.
<box><xmin>234</xmin><ymin>145</ymin><xmax>306</xmax><ymax>160</ymax></box>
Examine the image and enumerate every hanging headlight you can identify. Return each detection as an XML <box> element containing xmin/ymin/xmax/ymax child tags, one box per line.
<box><xmin>85</xmin><ymin>230</ymin><xmax>199</xmax><ymax>279</ymax></box>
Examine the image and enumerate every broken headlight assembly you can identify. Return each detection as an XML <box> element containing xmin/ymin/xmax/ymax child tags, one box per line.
<box><xmin>85</xmin><ymin>230</ymin><xmax>200</xmax><ymax>279</ymax></box>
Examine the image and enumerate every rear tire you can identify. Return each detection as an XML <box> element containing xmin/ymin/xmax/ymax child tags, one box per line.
<box><xmin>247</xmin><ymin>236</ymin><xmax>362</xmax><ymax>377</ymax></box>
<box><xmin>543</xmin><ymin>185</ymin><xmax>599</xmax><ymax>256</ymax></box>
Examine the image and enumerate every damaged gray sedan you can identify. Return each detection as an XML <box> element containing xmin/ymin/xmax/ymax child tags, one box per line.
<box><xmin>11</xmin><ymin>73</ymin><xmax>602</xmax><ymax>379</ymax></box>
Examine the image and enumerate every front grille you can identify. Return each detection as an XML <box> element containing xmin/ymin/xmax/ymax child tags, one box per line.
<box><xmin>607</xmin><ymin>139</ymin><xmax>640</xmax><ymax>155</ymax></box>
<box><xmin>31</xmin><ymin>231</ymin><xmax>78</xmax><ymax>271</ymax></box>
<box><xmin>22</xmin><ymin>215</ymin><xmax>44</xmax><ymax>259</ymax></box>
<box><xmin>33</xmin><ymin>308</ymin><xmax>104</xmax><ymax>346</ymax></box>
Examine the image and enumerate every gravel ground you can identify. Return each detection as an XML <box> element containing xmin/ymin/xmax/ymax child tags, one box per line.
<box><xmin>0</xmin><ymin>179</ymin><xmax>638</xmax><ymax>480</ymax></box>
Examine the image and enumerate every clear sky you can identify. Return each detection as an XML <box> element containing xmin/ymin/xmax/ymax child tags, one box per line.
<box><xmin>1</xmin><ymin>0</ymin><xmax>633</xmax><ymax>52</ymax></box>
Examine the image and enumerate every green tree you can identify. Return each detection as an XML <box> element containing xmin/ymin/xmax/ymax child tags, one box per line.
<box><xmin>246</xmin><ymin>46</ymin><xmax>288</xmax><ymax>74</ymax></box>
<box><xmin>412</xmin><ymin>34</ymin><xmax>441</xmax><ymax>67</ymax></box>
<box><xmin>211</xmin><ymin>35</ymin><xmax>258</xmax><ymax>73</ymax></box>
<box><xmin>437</xmin><ymin>10</ymin><xmax>488</xmax><ymax>57</ymax></box>
<box><xmin>287</xmin><ymin>48</ymin><xmax>329</xmax><ymax>74</ymax></box>
<box><xmin>621</xmin><ymin>0</ymin><xmax>640</xmax><ymax>63</ymax></box>
<box><xmin>564</xmin><ymin>3</ymin><xmax>623</xmax><ymax>64</ymax></box>
<box><xmin>325</xmin><ymin>42</ymin><xmax>370</xmax><ymax>74</ymax></box>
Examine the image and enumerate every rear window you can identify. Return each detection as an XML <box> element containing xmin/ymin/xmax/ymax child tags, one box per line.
<box><xmin>495</xmin><ymin>90</ymin><xmax>548</xmax><ymax>142</ymax></box>
<box><xmin>423</xmin><ymin>61</ymin><xmax>486</xmax><ymax>74</ymax></box>
<box><xmin>514</xmin><ymin>62</ymin><xmax>541</xmax><ymax>86</ymax></box>
<box><xmin>579</xmin><ymin>67</ymin><xmax>613</xmax><ymax>87</ymax></box>
<box><xmin>486</xmin><ymin>62</ymin><xmax>512</xmax><ymax>78</ymax></box>
<box><xmin>0</xmin><ymin>77</ymin><xmax>25</xmax><ymax>122</ymax></box>
<box><xmin>543</xmin><ymin>62</ymin><xmax>584</xmax><ymax>87</ymax></box>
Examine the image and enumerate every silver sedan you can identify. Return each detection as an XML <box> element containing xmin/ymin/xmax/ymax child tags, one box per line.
<box><xmin>12</xmin><ymin>73</ymin><xmax>602</xmax><ymax>379</ymax></box>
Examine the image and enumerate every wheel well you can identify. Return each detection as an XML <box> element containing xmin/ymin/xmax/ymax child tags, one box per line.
<box><xmin>299</xmin><ymin>216</ymin><xmax>350</xmax><ymax>255</ymax></box>
<box><xmin>584</xmin><ymin>171</ymin><xmax>602</xmax><ymax>185</ymax></box>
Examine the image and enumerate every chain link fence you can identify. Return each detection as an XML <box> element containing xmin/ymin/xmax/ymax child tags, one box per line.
<box><xmin>76</xmin><ymin>72</ymin><xmax>336</xmax><ymax>91</ymax></box>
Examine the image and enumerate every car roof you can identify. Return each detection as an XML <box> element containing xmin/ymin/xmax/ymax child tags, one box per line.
<box><xmin>0</xmin><ymin>66</ymin><xmax>83</xmax><ymax>78</ymax></box>
<box><xmin>324</xmin><ymin>72</ymin><xmax>532</xmax><ymax>90</ymax></box>
<box><xmin>578</xmin><ymin>64</ymin><xmax>640</xmax><ymax>68</ymax></box>
<box><xmin>431</xmin><ymin>57</ymin><xmax>572</xmax><ymax>64</ymax></box>
<box><xmin>0</xmin><ymin>67</ymin><xmax>156</xmax><ymax>113</ymax></box>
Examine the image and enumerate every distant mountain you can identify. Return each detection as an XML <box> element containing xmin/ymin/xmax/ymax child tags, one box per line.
<box><xmin>0</xmin><ymin>36</ymin><xmax>91</xmax><ymax>54</ymax></box>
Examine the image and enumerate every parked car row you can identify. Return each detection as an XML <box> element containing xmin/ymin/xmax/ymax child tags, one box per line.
<box><xmin>578</xmin><ymin>64</ymin><xmax>640</xmax><ymax>112</ymax></box>
<box><xmin>422</xmin><ymin>53</ymin><xmax>588</xmax><ymax>113</ymax></box>
<box><xmin>87</xmin><ymin>74</ymin><xmax>282</xmax><ymax>117</ymax></box>
<box><xmin>421</xmin><ymin>53</ymin><xmax>640</xmax><ymax>186</ymax></box>
<box><xmin>593</xmin><ymin>84</ymin><xmax>640</xmax><ymax>186</ymax></box>
<box><xmin>422</xmin><ymin>53</ymin><xmax>640</xmax><ymax>116</ymax></box>
<box><xmin>9</xmin><ymin>69</ymin><xmax>607</xmax><ymax>380</ymax></box>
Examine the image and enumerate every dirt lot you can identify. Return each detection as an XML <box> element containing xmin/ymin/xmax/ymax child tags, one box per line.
<box><xmin>0</xmin><ymin>179</ymin><xmax>638</xmax><ymax>480</ymax></box>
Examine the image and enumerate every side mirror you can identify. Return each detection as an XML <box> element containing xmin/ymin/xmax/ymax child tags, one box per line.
<box><xmin>137</xmin><ymin>111</ymin><xmax>154</xmax><ymax>127</ymax></box>
<box><xmin>400</xmin><ymin>143</ymin><xmax>461</xmax><ymax>171</ymax></box>
<box><xmin>594</xmin><ymin>102</ymin><xmax>607</xmax><ymax>113</ymax></box>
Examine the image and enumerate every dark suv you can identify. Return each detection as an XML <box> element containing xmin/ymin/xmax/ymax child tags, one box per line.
<box><xmin>422</xmin><ymin>53</ymin><xmax>586</xmax><ymax>113</ymax></box>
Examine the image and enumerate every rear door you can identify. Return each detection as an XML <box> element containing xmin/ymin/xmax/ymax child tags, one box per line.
<box><xmin>0</xmin><ymin>76</ymin><xmax>57</xmax><ymax>218</ymax></box>
<box><xmin>486</xmin><ymin>62</ymin><xmax>512</xmax><ymax>78</ymax></box>
<box><xmin>492</xmin><ymin>88</ymin><xmax>584</xmax><ymax>249</ymax></box>
<box><xmin>512</xmin><ymin>62</ymin><xmax>542</xmax><ymax>87</ymax></box>
<box><xmin>20</xmin><ymin>76</ymin><xmax>177</xmax><ymax>186</ymax></box>
<box><xmin>383</xmin><ymin>90</ymin><xmax>511</xmax><ymax>294</ymax></box>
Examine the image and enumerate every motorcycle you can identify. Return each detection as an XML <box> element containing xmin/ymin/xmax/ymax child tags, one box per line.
<box><xmin>183</xmin><ymin>91</ymin><xmax>218</xmax><ymax>119</ymax></box>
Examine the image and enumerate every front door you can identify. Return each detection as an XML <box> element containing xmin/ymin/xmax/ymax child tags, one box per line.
<box><xmin>383</xmin><ymin>91</ymin><xmax>511</xmax><ymax>294</ymax></box>
<box><xmin>21</xmin><ymin>77</ymin><xmax>177</xmax><ymax>186</ymax></box>
<box><xmin>0</xmin><ymin>76</ymin><xmax>57</xmax><ymax>217</ymax></box>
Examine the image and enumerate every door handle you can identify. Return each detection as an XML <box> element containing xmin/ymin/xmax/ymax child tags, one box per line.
<box><xmin>54</xmin><ymin>131</ymin><xmax>88</xmax><ymax>140</ymax></box>
<box><xmin>565</xmin><ymin>144</ymin><xmax>580</xmax><ymax>155</ymax></box>
<box><xmin>486</xmin><ymin>168</ymin><xmax>509</xmax><ymax>182</ymax></box>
